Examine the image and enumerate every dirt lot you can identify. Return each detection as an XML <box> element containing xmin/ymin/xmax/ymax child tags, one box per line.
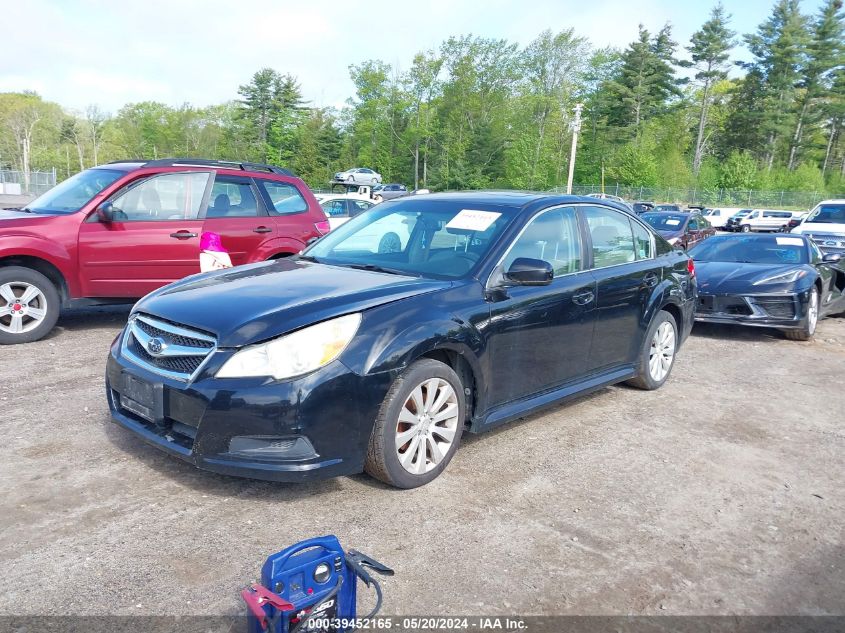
<box><xmin>2</xmin><ymin>307</ymin><xmax>843</xmax><ymax>617</ymax></box>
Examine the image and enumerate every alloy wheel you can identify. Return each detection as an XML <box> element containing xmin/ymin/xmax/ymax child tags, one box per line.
<box><xmin>395</xmin><ymin>378</ymin><xmax>460</xmax><ymax>475</ymax></box>
<box><xmin>0</xmin><ymin>282</ymin><xmax>48</xmax><ymax>335</ymax></box>
<box><xmin>648</xmin><ymin>321</ymin><xmax>676</xmax><ymax>382</ymax></box>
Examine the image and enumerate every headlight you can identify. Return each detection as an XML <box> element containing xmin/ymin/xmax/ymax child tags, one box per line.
<box><xmin>216</xmin><ymin>313</ymin><xmax>361</xmax><ymax>380</ymax></box>
<box><xmin>752</xmin><ymin>269</ymin><xmax>807</xmax><ymax>285</ymax></box>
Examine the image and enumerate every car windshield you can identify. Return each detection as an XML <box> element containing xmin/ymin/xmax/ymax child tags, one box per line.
<box><xmin>654</xmin><ymin>205</ymin><xmax>678</xmax><ymax>212</ymax></box>
<box><xmin>732</xmin><ymin>210</ymin><xmax>752</xmax><ymax>218</ymax></box>
<box><xmin>641</xmin><ymin>213</ymin><xmax>688</xmax><ymax>230</ymax></box>
<box><xmin>689</xmin><ymin>236</ymin><xmax>808</xmax><ymax>265</ymax></box>
<box><xmin>806</xmin><ymin>203</ymin><xmax>845</xmax><ymax>224</ymax></box>
<box><xmin>303</xmin><ymin>201</ymin><xmax>516</xmax><ymax>279</ymax></box>
<box><xmin>23</xmin><ymin>168</ymin><xmax>124</xmax><ymax>214</ymax></box>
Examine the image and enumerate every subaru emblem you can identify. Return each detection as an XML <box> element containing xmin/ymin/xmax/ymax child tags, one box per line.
<box><xmin>147</xmin><ymin>337</ymin><xmax>165</xmax><ymax>355</ymax></box>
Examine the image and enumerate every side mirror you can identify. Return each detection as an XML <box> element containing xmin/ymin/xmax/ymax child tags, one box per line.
<box><xmin>504</xmin><ymin>258</ymin><xmax>553</xmax><ymax>286</ymax></box>
<box><xmin>822</xmin><ymin>253</ymin><xmax>842</xmax><ymax>264</ymax></box>
<box><xmin>97</xmin><ymin>201</ymin><xmax>115</xmax><ymax>223</ymax></box>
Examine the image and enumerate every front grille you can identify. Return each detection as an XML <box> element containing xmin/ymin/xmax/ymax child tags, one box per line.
<box><xmin>807</xmin><ymin>233</ymin><xmax>845</xmax><ymax>253</ymax></box>
<box><xmin>697</xmin><ymin>295</ymin><xmax>753</xmax><ymax>315</ymax></box>
<box><xmin>754</xmin><ymin>297</ymin><xmax>796</xmax><ymax>319</ymax></box>
<box><xmin>121</xmin><ymin>314</ymin><xmax>217</xmax><ymax>381</ymax></box>
<box><xmin>135</xmin><ymin>318</ymin><xmax>213</xmax><ymax>349</ymax></box>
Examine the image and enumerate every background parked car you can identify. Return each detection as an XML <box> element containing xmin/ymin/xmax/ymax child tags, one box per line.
<box><xmin>0</xmin><ymin>158</ymin><xmax>326</xmax><ymax>345</ymax></box>
<box><xmin>654</xmin><ymin>204</ymin><xmax>683</xmax><ymax>213</ymax></box>
<box><xmin>724</xmin><ymin>209</ymin><xmax>754</xmax><ymax>232</ymax></box>
<box><xmin>378</xmin><ymin>184</ymin><xmax>409</xmax><ymax>200</ymax></box>
<box><xmin>632</xmin><ymin>201</ymin><xmax>655</xmax><ymax>214</ymax></box>
<box><xmin>641</xmin><ymin>211</ymin><xmax>715</xmax><ymax>249</ymax></box>
<box><xmin>586</xmin><ymin>192</ymin><xmax>636</xmax><ymax>214</ymax></box>
<box><xmin>790</xmin><ymin>199</ymin><xmax>845</xmax><ymax>255</ymax></box>
<box><xmin>333</xmin><ymin>168</ymin><xmax>382</xmax><ymax>185</ymax></box>
<box><xmin>690</xmin><ymin>233</ymin><xmax>845</xmax><ymax>341</ymax></box>
<box><xmin>701</xmin><ymin>208</ymin><xmax>733</xmax><ymax>229</ymax></box>
<box><xmin>314</xmin><ymin>194</ymin><xmax>376</xmax><ymax>230</ymax></box>
<box><xmin>738</xmin><ymin>209</ymin><xmax>793</xmax><ymax>233</ymax></box>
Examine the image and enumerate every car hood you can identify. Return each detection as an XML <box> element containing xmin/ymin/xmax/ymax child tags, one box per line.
<box><xmin>695</xmin><ymin>261</ymin><xmax>811</xmax><ymax>294</ymax></box>
<box><xmin>793</xmin><ymin>222</ymin><xmax>845</xmax><ymax>236</ymax></box>
<box><xmin>0</xmin><ymin>209</ymin><xmax>57</xmax><ymax>221</ymax></box>
<box><xmin>134</xmin><ymin>259</ymin><xmax>451</xmax><ymax>348</ymax></box>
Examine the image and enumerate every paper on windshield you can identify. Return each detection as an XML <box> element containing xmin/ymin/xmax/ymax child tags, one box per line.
<box><xmin>665</xmin><ymin>219</ymin><xmax>681</xmax><ymax>226</ymax></box>
<box><xmin>446</xmin><ymin>209</ymin><xmax>502</xmax><ymax>232</ymax></box>
<box><xmin>776</xmin><ymin>237</ymin><xmax>804</xmax><ymax>247</ymax></box>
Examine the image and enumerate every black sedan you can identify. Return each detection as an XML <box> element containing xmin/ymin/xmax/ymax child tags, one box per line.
<box><xmin>689</xmin><ymin>234</ymin><xmax>845</xmax><ymax>340</ymax></box>
<box><xmin>106</xmin><ymin>193</ymin><xmax>696</xmax><ymax>488</ymax></box>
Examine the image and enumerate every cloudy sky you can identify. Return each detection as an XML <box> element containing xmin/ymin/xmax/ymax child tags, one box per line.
<box><xmin>1</xmin><ymin>0</ymin><xmax>827</xmax><ymax>114</ymax></box>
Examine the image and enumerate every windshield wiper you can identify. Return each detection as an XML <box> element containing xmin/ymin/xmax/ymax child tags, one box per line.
<box><xmin>295</xmin><ymin>255</ymin><xmax>321</xmax><ymax>263</ymax></box>
<box><xmin>344</xmin><ymin>263</ymin><xmax>411</xmax><ymax>276</ymax></box>
<box><xmin>17</xmin><ymin>207</ymin><xmax>34</xmax><ymax>213</ymax></box>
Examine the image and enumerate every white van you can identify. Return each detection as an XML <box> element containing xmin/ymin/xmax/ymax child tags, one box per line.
<box><xmin>701</xmin><ymin>208</ymin><xmax>733</xmax><ymax>229</ymax></box>
<box><xmin>791</xmin><ymin>199</ymin><xmax>845</xmax><ymax>254</ymax></box>
<box><xmin>738</xmin><ymin>209</ymin><xmax>793</xmax><ymax>232</ymax></box>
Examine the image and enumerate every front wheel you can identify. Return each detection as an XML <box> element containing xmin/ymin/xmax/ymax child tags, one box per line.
<box><xmin>741</xmin><ymin>225</ymin><xmax>751</xmax><ymax>233</ymax></box>
<box><xmin>785</xmin><ymin>287</ymin><xmax>819</xmax><ymax>341</ymax></box>
<box><xmin>0</xmin><ymin>267</ymin><xmax>61</xmax><ymax>345</ymax></box>
<box><xmin>365</xmin><ymin>359</ymin><xmax>465</xmax><ymax>488</ymax></box>
<box><xmin>626</xmin><ymin>310</ymin><xmax>678</xmax><ymax>390</ymax></box>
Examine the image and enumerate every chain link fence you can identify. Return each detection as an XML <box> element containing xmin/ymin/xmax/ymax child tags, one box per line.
<box><xmin>552</xmin><ymin>184</ymin><xmax>842</xmax><ymax>210</ymax></box>
<box><xmin>0</xmin><ymin>169</ymin><xmax>57</xmax><ymax>196</ymax></box>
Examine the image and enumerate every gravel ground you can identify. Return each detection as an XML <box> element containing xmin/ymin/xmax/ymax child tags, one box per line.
<box><xmin>2</xmin><ymin>307</ymin><xmax>843</xmax><ymax>617</ymax></box>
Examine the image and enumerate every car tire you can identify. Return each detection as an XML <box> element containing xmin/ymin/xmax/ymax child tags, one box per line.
<box><xmin>741</xmin><ymin>225</ymin><xmax>751</xmax><ymax>233</ymax></box>
<box><xmin>0</xmin><ymin>266</ymin><xmax>61</xmax><ymax>345</ymax></box>
<box><xmin>785</xmin><ymin>287</ymin><xmax>819</xmax><ymax>341</ymax></box>
<box><xmin>626</xmin><ymin>309</ymin><xmax>678</xmax><ymax>390</ymax></box>
<box><xmin>365</xmin><ymin>358</ymin><xmax>465</xmax><ymax>488</ymax></box>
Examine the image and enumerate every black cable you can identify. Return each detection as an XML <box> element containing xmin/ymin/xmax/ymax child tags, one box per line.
<box><xmin>362</xmin><ymin>578</ymin><xmax>384</xmax><ymax>619</ymax></box>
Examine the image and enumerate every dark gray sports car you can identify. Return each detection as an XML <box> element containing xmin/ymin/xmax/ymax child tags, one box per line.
<box><xmin>689</xmin><ymin>234</ymin><xmax>845</xmax><ymax>340</ymax></box>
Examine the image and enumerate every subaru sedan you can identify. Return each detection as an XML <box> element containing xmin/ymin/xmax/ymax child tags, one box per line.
<box><xmin>106</xmin><ymin>192</ymin><xmax>696</xmax><ymax>488</ymax></box>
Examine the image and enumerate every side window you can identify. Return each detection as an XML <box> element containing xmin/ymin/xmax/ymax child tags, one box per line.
<box><xmin>349</xmin><ymin>200</ymin><xmax>373</xmax><ymax>217</ymax></box>
<box><xmin>320</xmin><ymin>200</ymin><xmax>347</xmax><ymax>218</ymax></box>
<box><xmin>503</xmin><ymin>207</ymin><xmax>582</xmax><ymax>277</ymax></box>
<box><xmin>258</xmin><ymin>180</ymin><xmax>308</xmax><ymax>215</ymax></box>
<box><xmin>584</xmin><ymin>206</ymin><xmax>636</xmax><ymax>268</ymax></box>
<box><xmin>688</xmin><ymin>218</ymin><xmax>699</xmax><ymax>230</ymax></box>
<box><xmin>809</xmin><ymin>241</ymin><xmax>823</xmax><ymax>263</ymax></box>
<box><xmin>630</xmin><ymin>219</ymin><xmax>653</xmax><ymax>260</ymax></box>
<box><xmin>109</xmin><ymin>172</ymin><xmax>210</xmax><ymax>221</ymax></box>
<box><xmin>206</xmin><ymin>177</ymin><xmax>260</xmax><ymax>218</ymax></box>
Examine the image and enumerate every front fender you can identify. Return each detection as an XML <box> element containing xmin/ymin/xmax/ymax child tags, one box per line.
<box><xmin>0</xmin><ymin>236</ymin><xmax>76</xmax><ymax>293</ymax></box>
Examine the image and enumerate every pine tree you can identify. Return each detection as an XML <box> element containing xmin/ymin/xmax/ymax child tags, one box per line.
<box><xmin>606</xmin><ymin>24</ymin><xmax>680</xmax><ymax>139</ymax></box>
<box><xmin>741</xmin><ymin>0</ymin><xmax>810</xmax><ymax>169</ymax></box>
<box><xmin>787</xmin><ymin>0</ymin><xmax>844</xmax><ymax>169</ymax></box>
<box><xmin>687</xmin><ymin>3</ymin><xmax>736</xmax><ymax>175</ymax></box>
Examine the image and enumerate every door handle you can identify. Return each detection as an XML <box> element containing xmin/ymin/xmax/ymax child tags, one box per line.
<box><xmin>253</xmin><ymin>226</ymin><xmax>272</xmax><ymax>234</ymax></box>
<box><xmin>572</xmin><ymin>289</ymin><xmax>594</xmax><ymax>305</ymax></box>
<box><xmin>169</xmin><ymin>231</ymin><xmax>197</xmax><ymax>239</ymax></box>
<box><xmin>642</xmin><ymin>272</ymin><xmax>659</xmax><ymax>288</ymax></box>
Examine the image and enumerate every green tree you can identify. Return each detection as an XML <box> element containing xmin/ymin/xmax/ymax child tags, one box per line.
<box><xmin>786</xmin><ymin>0</ymin><xmax>844</xmax><ymax>169</ymax></box>
<box><xmin>686</xmin><ymin>3</ymin><xmax>736</xmax><ymax>175</ymax></box>
<box><xmin>719</xmin><ymin>150</ymin><xmax>757</xmax><ymax>189</ymax></box>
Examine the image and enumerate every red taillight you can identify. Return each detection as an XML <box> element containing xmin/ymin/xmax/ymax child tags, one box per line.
<box><xmin>687</xmin><ymin>257</ymin><xmax>696</xmax><ymax>277</ymax></box>
<box><xmin>314</xmin><ymin>220</ymin><xmax>331</xmax><ymax>235</ymax></box>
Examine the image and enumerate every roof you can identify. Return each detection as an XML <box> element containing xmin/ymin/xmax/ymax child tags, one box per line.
<box><xmin>400</xmin><ymin>191</ymin><xmax>614</xmax><ymax>209</ymax></box>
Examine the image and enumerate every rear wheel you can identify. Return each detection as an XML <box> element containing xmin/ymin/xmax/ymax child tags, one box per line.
<box><xmin>785</xmin><ymin>287</ymin><xmax>819</xmax><ymax>341</ymax></box>
<box><xmin>365</xmin><ymin>359</ymin><xmax>465</xmax><ymax>488</ymax></box>
<box><xmin>0</xmin><ymin>267</ymin><xmax>61</xmax><ymax>345</ymax></box>
<box><xmin>627</xmin><ymin>310</ymin><xmax>678</xmax><ymax>390</ymax></box>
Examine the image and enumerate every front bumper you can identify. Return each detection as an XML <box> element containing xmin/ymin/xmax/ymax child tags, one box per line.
<box><xmin>106</xmin><ymin>338</ymin><xmax>393</xmax><ymax>482</ymax></box>
<box><xmin>694</xmin><ymin>290</ymin><xmax>809</xmax><ymax>330</ymax></box>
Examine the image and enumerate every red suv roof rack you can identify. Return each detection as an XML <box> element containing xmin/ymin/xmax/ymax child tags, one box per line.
<box><xmin>110</xmin><ymin>158</ymin><xmax>296</xmax><ymax>177</ymax></box>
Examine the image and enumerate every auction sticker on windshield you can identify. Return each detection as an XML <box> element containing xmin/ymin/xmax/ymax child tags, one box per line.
<box><xmin>776</xmin><ymin>237</ymin><xmax>805</xmax><ymax>246</ymax></box>
<box><xmin>446</xmin><ymin>210</ymin><xmax>502</xmax><ymax>232</ymax></box>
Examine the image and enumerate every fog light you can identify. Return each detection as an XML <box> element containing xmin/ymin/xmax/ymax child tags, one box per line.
<box><xmin>313</xmin><ymin>562</ymin><xmax>331</xmax><ymax>584</ymax></box>
<box><xmin>227</xmin><ymin>436</ymin><xmax>317</xmax><ymax>461</ymax></box>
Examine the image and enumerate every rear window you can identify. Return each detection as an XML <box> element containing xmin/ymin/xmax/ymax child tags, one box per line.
<box><xmin>257</xmin><ymin>180</ymin><xmax>308</xmax><ymax>215</ymax></box>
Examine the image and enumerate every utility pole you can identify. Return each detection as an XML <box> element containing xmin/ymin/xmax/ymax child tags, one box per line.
<box><xmin>566</xmin><ymin>103</ymin><xmax>583</xmax><ymax>195</ymax></box>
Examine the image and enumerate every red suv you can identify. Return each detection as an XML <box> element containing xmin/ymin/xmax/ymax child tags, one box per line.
<box><xmin>0</xmin><ymin>159</ymin><xmax>329</xmax><ymax>344</ymax></box>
